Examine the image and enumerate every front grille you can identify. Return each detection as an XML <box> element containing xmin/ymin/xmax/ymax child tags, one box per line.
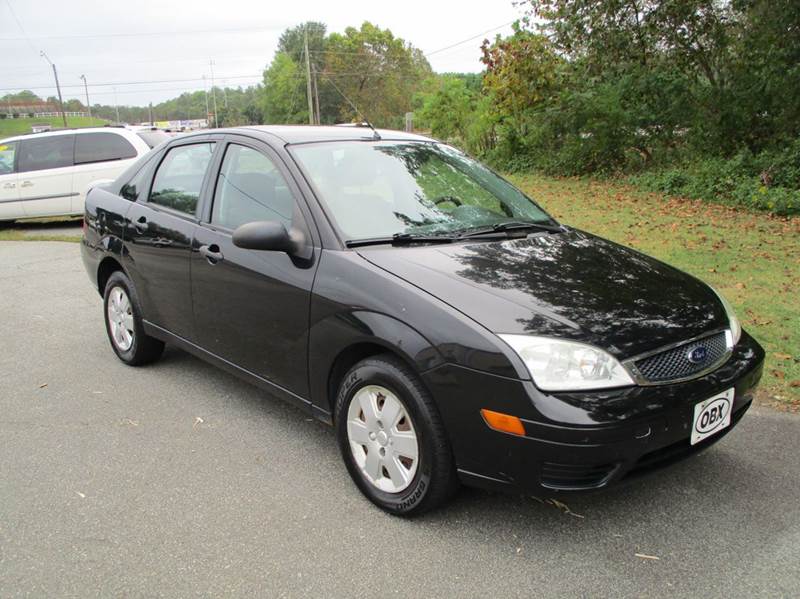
<box><xmin>633</xmin><ymin>331</ymin><xmax>728</xmax><ymax>383</ymax></box>
<box><xmin>540</xmin><ymin>462</ymin><xmax>618</xmax><ymax>490</ymax></box>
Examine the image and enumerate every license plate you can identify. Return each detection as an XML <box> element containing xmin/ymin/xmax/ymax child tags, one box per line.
<box><xmin>691</xmin><ymin>388</ymin><xmax>734</xmax><ymax>445</ymax></box>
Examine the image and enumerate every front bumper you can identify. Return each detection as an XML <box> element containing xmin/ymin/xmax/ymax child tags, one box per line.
<box><xmin>422</xmin><ymin>330</ymin><xmax>764</xmax><ymax>494</ymax></box>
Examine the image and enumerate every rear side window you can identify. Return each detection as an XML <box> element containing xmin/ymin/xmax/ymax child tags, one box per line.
<box><xmin>212</xmin><ymin>144</ymin><xmax>294</xmax><ymax>230</ymax></box>
<box><xmin>120</xmin><ymin>164</ymin><xmax>150</xmax><ymax>202</ymax></box>
<box><xmin>149</xmin><ymin>143</ymin><xmax>215</xmax><ymax>214</ymax></box>
<box><xmin>75</xmin><ymin>132</ymin><xmax>137</xmax><ymax>164</ymax></box>
<box><xmin>0</xmin><ymin>141</ymin><xmax>16</xmax><ymax>175</ymax></box>
<box><xmin>18</xmin><ymin>135</ymin><xmax>75</xmax><ymax>172</ymax></box>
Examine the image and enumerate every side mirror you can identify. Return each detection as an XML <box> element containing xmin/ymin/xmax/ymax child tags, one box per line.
<box><xmin>232</xmin><ymin>220</ymin><xmax>310</xmax><ymax>258</ymax></box>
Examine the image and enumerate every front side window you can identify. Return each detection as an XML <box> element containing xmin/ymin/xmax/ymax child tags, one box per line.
<box><xmin>0</xmin><ymin>141</ymin><xmax>16</xmax><ymax>175</ymax></box>
<box><xmin>18</xmin><ymin>135</ymin><xmax>75</xmax><ymax>172</ymax></box>
<box><xmin>149</xmin><ymin>143</ymin><xmax>215</xmax><ymax>214</ymax></box>
<box><xmin>290</xmin><ymin>141</ymin><xmax>552</xmax><ymax>241</ymax></box>
<box><xmin>75</xmin><ymin>132</ymin><xmax>137</xmax><ymax>164</ymax></box>
<box><xmin>211</xmin><ymin>144</ymin><xmax>294</xmax><ymax>230</ymax></box>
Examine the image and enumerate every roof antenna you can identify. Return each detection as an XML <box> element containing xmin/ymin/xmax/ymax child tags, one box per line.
<box><xmin>319</xmin><ymin>71</ymin><xmax>381</xmax><ymax>140</ymax></box>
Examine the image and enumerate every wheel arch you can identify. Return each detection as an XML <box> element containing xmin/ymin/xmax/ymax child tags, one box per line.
<box><xmin>310</xmin><ymin>310</ymin><xmax>446</xmax><ymax>421</ymax></box>
<box><xmin>96</xmin><ymin>256</ymin><xmax>124</xmax><ymax>296</ymax></box>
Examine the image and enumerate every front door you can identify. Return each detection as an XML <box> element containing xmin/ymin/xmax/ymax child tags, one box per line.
<box><xmin>191</xmin><ymin>139</ymin><xmax>318</xmax><ymax>398</ymax></box>
<box><xmin>125</xmin><ymin>140</ymin><xmax>217</xmax><ymax>342</ymax></box>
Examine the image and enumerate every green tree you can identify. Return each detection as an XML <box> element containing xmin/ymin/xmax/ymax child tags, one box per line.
<box><xmin>262</xmin><ymin>52</ymin><xmax>307</xmax><ymax>124</ymax></box>
<box><xmin>323</xmin><ymin>22</ymin><xmax>432</xmax><ymax>127</ymax></box>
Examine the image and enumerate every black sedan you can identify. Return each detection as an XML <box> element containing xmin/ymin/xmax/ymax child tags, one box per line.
<box><xmin>81</xmin><ymin>126</ymin><xmax>764</xmax><ymax>515</ymax></box>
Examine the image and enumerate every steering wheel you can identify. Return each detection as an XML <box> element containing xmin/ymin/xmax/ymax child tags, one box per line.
<box><xmin>432</xmin><ymin>195</ymin><xmax>463</xmax><ymax>207</ymax></box>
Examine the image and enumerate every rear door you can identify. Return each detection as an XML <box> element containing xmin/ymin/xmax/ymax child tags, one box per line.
<box><xmin>72</xmin><ymin>131</ymin><xmax>140</xmax><ymax>214</ymax></box>
<box><xmin>125</xmin><ymin>138</ymin><xmax>218</xmax><ymax>342</ymax></box>
<box><xmin>0</xmin><ymin>141</ymin><xmax>21</xmax><ymax>221</ymax></box>
<box><xmin>191</xmin><ymin>136</ymin><xmax>319</xmax><ymax>397</ymax></box>
<box><xmin>17</xmin><ymin>134</ymin><xmax>76</xmax><ymax>217</ymax></box>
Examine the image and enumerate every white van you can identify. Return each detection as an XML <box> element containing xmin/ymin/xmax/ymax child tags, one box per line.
<box><xmin>0</xmin><ymin>127</ymin><xmax>168</xmax><ymax>222</ymax></box>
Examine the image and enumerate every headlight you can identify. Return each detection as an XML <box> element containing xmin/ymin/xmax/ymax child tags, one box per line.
<box><xmin>499</xmin><ymin>335</ymin><xmax>635</xmax><ymax>392</ymax></box>
<box><xmin>711</xmin><ymin>287</ymin><xmax>741</xmax><ymax>344</ymax></box>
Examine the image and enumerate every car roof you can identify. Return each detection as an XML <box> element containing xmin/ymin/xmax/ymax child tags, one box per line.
<box><xmin>185</xmin><ymin>125</ymin><xmax>436</xmax><ymax>145</ymax></box>
<box><xmin>1</xmin><ymin>126</ymin><xmax>139</xmax><ymax>144</ymax></box>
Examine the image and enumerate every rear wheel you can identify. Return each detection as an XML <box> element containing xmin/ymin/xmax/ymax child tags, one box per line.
<box><xmin>103</xmin><ymin>271</ymin><xmax>164</xmax><ymax>365</ymax></box>
<box><xmin>335</xmin><ymin>354</ymin><xmax>458</xmax><ymax>515</ymax></box>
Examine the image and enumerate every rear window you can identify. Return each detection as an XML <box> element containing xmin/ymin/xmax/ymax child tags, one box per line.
<box><xmin>75</xmin><ymin>132</ymin><xmax>137</xmax><ymax>164</ymax></box>
<box><xmin>18</xmin><ymin>135</ymin><xmax>75</xmax><ymax>172</ymax></box>
<box><xmin>137</xmin><ymin>130</ymin><xmax>170</xmax><ymax>149</ymax></box>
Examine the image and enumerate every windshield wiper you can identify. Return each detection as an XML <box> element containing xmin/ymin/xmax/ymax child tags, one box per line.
<box><xmin>345</xmin><ymin>232</ymin><xmax>457</xmax><ymax>248</ymax></box>
<box><xmin>456</xmin><ymin>220</ymin><xmax>563</xmax><ymax>239</ymax></box>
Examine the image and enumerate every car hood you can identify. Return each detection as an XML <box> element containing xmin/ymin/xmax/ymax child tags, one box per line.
<box><xmin>356</xmin><ymin>229</ymin><xmax>728</xmax><ymax>359</ymax></box>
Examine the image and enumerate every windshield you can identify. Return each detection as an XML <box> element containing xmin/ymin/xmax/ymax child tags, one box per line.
<box><xmin>290</xmin><ymin>141</ymin><xmax>554</xmax><ymax>241</ymax></box>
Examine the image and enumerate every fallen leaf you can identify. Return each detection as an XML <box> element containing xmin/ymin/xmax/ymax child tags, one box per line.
<box><xmin>38</xmin><ymin>383</ymin><xmax>48</xmax><ymax>389</ymax></box>
<box><xmin>547</xmin><ymin>498</ymin><xmax>585</xmax><ymax>519</ymax></box>
<box><xmin>635</xmin><ymin>553</ymin><xmax>660</xmax><ymax>561</ymax></box>
<box><xmin>790</xmin><ymin>381</ymin><xmax>800</xmax><ymax>388</ymax></box>
<box><xmin>774</xmin><ymin>353</ymin><xmax>793</xmax><ymax>360</ymax></box>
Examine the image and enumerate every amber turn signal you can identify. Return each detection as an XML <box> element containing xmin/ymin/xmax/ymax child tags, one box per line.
<box><xmin>480</xmin><ymin>409</ymin><xmax>526</xmax><ymax>436</ymax></box>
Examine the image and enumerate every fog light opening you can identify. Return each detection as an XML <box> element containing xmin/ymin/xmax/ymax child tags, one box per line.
<box><xmin>480</xmin><ymin>409</ymin><xmax>526</xmax><ymax>436</ymax></box>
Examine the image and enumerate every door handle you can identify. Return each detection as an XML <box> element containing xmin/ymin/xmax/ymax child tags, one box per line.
<box><xmin>133</xmin><ymin>216</ymin><xmax>148</xmax><ymax>233</ymax></box>
<box><xmin>20</xmin><ymin>180</ymin><xmax>33</xmax><ymax>188</ymax></box>
<box><xmin>2</xmin><ymin>182</ymin><xmax>14</xmax><ymax>189</ymax></box>
<box><xmin>199</xmin><ymin>244</ymin><xmax>224</xmax><ymax>264</ymax></box>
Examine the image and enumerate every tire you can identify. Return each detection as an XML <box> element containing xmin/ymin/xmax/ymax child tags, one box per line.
<box><xmin>335</xmin><ymin>354</ymin><xmax>459</xmax><ymax>516</ymax></box>
<box><xmin>103</xmin><ymin>270</ymin><xmax>164</xmax><ymax>366</ymax></box>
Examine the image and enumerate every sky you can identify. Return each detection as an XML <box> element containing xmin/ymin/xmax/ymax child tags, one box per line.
<box><xmin>1</xmin><ymin>0</ymin><xmax>524</xmax><ymax>107</ymax></box>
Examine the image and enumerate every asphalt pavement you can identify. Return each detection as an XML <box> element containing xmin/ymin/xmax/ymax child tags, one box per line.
<box><xmin>1</xmin><ymin>240</ymin><xmax>798</xmax><ymax>598</ymax></box>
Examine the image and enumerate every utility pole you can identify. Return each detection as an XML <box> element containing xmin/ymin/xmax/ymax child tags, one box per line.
<box><xmin>80</xmin><ymin>74</ymin><xmax>91</xmax><ymax>117</ymax></box>
<box><xmin>304</xmin><ymin>27</ymin><xmax>314</xmax><ymax>125</ymax></box>
<box><xmin>40</xmin><ymin>51</ymin><xmax>67</xmax><ymax>127</ymax></box>
<box><xmin>113</xmin><ymin>87</ymin><xmax>120</xmax><ymax>123</ymax></box>
<box><xmin>209</xmin><ymin>59</ymin><xmax>219</xmax><ymax>127</ymax></box>
<box><xmin>148</xmin><ymin>102</ymin><xmax>153</xmax><ymax>125</ymax></box>
<box><xmin>311</xmin><ymin>64</ymin><xmax>320</xmax><ymax>125</ymax></box>
<box><xmin>203</xmin><ymin>75</ymin><xmax>210</xmax><ymax>128</ymax></box>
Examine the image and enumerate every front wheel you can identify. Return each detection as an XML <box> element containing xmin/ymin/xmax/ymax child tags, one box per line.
<box><xmin>335</xmin><ymin>354</ymin><xmax>458</xmax><ymax>515</ymax></box>
<box><xmin>103</xmin><ymin>271</ymin><xmax>164</xmax><ymax>366</ymax></box>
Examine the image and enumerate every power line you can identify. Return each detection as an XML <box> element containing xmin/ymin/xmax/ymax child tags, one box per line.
<box><xmin>424</xmin><ymin>20</ymin><xmax>515</xmax><ymax>56</ymax></box>
<box><xmin>0</xmin><ymin>74</ymin><xmax>263</xmax><ymax>92</ymax></box>
<box><xmin>0</xmin><ymin>24</ymin><xmax>285</xmax><ymax>41</ymax></box>
<box><xmin>3</xmin><ymin>0</ymin><xmax>37</xmax><ymax>55</ymax></box>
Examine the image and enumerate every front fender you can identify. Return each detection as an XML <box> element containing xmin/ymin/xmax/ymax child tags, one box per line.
<box><xmin>308</xmin><ymin>309</ymin><xmax>445</xmax><ymax>418</ymax></box>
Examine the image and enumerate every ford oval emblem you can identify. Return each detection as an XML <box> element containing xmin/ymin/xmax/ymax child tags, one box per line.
<box><xmin>687</xmin><ymin>346</ymin><xmax>708</xmax><ymax>364</ymax></box>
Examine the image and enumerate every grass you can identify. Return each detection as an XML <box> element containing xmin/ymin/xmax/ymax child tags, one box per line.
<box><xmin>0</xmin><ymin>116</ymin><xmax>108</xmax><ymax>139</ymax></box>
<box><xmin>0</xmin><ymin>216</ymin><xmax>82</xmax><ymax>242</ymax></box>
<box><xmin>509</xmin><ymin>173</ymin><xmax>800</xmax><ymax>410</ymax></box>
<box><xmin>0</xmin><ymin>230</ymin><xmax>80</xmax><ymax>242</ymax></box>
